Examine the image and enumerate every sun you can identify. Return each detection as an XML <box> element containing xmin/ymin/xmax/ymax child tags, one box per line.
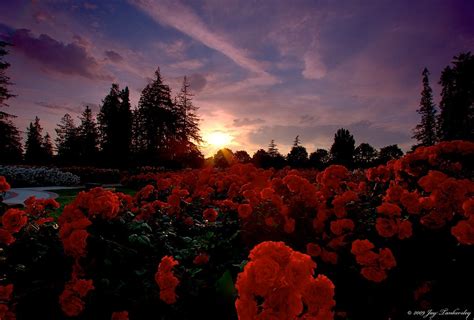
<box><xmin>205</xmin><ymin>131</ymin><xmax>233</xmax><ymax>148</ymax></box>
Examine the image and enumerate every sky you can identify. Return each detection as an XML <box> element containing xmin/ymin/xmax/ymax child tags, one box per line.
<box><xmin>1</xmin><ymin>0</ymin><xmax>473</xmax><ymax>157</ymax></box>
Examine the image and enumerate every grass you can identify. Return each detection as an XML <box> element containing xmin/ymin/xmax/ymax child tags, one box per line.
<box><xmin>46</xmin><ymin>186</ymin><xmax>136</xmax><ymax>218</ymax></box>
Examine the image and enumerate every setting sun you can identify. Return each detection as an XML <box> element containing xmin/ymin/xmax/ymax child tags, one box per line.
<box><xmin>205</xmin><ymin>131</ymin><xmax>233</xmax><ymax>148</ymax></box>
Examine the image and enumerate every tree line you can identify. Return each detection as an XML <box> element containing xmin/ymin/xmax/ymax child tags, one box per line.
<box><xmin>211</xmin><ymin>131</ymin><xmax>404</xmax><ymax>169</ymax></box>
<box><xmin>0</xmin><ymin>39</ymin><xmax>473</xmax><ymax>169</ymax></box>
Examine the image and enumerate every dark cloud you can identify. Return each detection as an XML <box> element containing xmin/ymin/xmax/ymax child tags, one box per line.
<box><xmin>36</xmin><ymin>101</ymin><xmax>100</xmax><ymax>115</ymax></box>
<box><xmin>104</xmin><ymin>50</ymin><xmax>124</xmax><ymax>63</ymax></box>
<box><xmin>8</xmin><ymin>29</ymin><xmax>112</xmax><ymax>80</ymax></box>
<box><xmin>299</xmin><ymin>115</ymin><xmax>315</xmax><ymax>124</ymax></box>
<box><xmin>233</xmin><ymin>118</ymin><xmax>265</xmax><ymax>127</ymax></box>
<box><xmin>249</xmin><ymin>120</ymin><xmax>411</xmax><ymax>151</ymax></box>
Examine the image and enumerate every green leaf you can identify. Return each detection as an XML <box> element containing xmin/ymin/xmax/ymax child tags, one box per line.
<box><xmin>215</xmin><ymin>270</ymin><xmax>236</xmax><ymax>298</ymax></box>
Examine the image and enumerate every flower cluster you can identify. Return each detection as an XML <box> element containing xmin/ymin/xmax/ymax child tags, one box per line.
<box><xmin>59</xmin><ymin>278</ymin><xmax>95</xmax><ymax>317</ymax></box>
<box><xmin>0</xmin><ymin>176</ymin><xmax>10</xmax><ymax>193</ymax></box>
<box><xmin>155</xmin><ymin>256</ymin><xmax>180</xmax><ymax>304</ymax></box>
<box><xmin>0</xmin><ymin>284</ymin><xmax>15</xmax><ymax>320</ymax></box>
<box><xmin>0</xmin><ymin>208</ymin><xmax>27</xmax><ymax>245</ymax></box>
<box><xmin>0</xmin><ymin>165</ymin><xmax>80</xmax><ymax>187</ymax></box>
<box><xmin>235</xmin><ymin>241</ymin><xmax>335</xmax><ymax>319</ymax></box>
<box><xmin>351</xmin><ymin>239</ymin><xmax>397</xmax><ymax>282</ymax></box>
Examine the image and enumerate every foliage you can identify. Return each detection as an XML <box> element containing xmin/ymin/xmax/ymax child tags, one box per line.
<box><xmin>330</xmin><ymin>128</ymin><xmax>355</xmax><ymax>168</ymax></box>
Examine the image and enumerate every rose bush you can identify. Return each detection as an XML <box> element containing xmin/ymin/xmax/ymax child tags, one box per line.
<box><xmin>0</xmin><ymin>140</ymin><xmax>473</xmax><ymax>319</ymax></box>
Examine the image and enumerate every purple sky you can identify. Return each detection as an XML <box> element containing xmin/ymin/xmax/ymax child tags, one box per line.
<box><xmin>1</xmin><ymin>0</ymin><xmax>473</xmax><ymax>156</ymax></box>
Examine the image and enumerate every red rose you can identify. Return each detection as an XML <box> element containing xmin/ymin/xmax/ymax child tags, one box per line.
<box><xmin>203</xmin><ymin>208</ymin><xmax>218</xmax><ymax>222</ymax></box>
<box><xmin>0</xmin><ymin>284</ymin><xmax>13</xmax><ymax>301</ymax></box>
<box><xmin>63</xmin><ymin>230</ymin><xmax>89</xmax><ymax>258</ymax></box>
<box><xmin>238</xmin><ymin>204</ymin><xmax>252</xmax><ymax>219</ymax></box>
<box><xmin>0</xmin><ymin>176</ymin><xmax>10</xmax><ymax>192</ymax></box>
<box><xmin>2</xmin><ymin>208</ymin><xmax>28</xmax><ymax>233</ymax></box>
<box><xmin>59</xmin><ymin>289</ymin><xmax>85</xmax><ymax>317</ymax></box>
<box><xmin>306</xmin><ymin>243</ymin><xmax>321</xmax><ymax>257</ymax></box>
<box><xmin>0</xmin><ymin>228</ymin><xmax>15</xmax><ymax>245</ymax></box>
<box><xmin>193</xmin><ymin>253</ymin><xmax>210</xmax><ymax>265</ymax></box>
<box><xmin>111</xmin><ymin>311</ymin><xmax>129</xmax><ymax>320</ymax></box>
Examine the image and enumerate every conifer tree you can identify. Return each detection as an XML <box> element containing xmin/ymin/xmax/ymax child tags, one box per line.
<box><xmin>413</xmin><ymin>68</ymin><xmax>437</xmax><ymax>146</ymax></box>
<box><xmin>42</xmin><ymin>132</ymin><xmax>54</xmax><ymax>162</ymax></box>
<box><xmin>78</xmin><ymin>106</ymin><xmax>99</xmax><ymax>164</ymax></box>
<box><xmin>25</xmin><ymin>116</ymin><xmax>45</xmax><ymax>164</ymax></box>
<box><xmin>437</xmin><ymin>52</ymin><xmax>474</xmax><ymax>141</ymax></box>
<box><xmin>55</xmin><ymin>113</ymin><xmax>80</xmax><ymax>164</ymax></box>
<box><xmin>287</xmin><ymin>135</ymin><xmax>308</xmax><ymax>167</ymax></box>
<box><xmin>0</xmin><ymin>41</ymin><xmax>22</xmax><ymax>163</ymax></box>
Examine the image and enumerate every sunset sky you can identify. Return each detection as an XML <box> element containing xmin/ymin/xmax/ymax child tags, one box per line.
<box><xmin>1</xmin><ymin>0</ymin><xmax>473</xmax><ymax>156</ymax></box>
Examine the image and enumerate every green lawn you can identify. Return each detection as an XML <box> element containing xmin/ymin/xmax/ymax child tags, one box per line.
<box><xmin>46</xmin><ymin>186</ymin><xmax>136</xmax><ymax>218</ymax></box>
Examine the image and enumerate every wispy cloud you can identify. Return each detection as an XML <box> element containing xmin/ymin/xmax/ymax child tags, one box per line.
<box><xmin>129</xmin><ymin>0</ymin><xmax>276</xmax><ymax>83</ymax></box>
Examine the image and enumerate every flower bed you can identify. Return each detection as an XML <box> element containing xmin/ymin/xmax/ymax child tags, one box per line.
<box><xmin>0</xmin><ymin>140</ymin><xmax>473</xmax><ymax>319</ymax></box>
<box><xmin>59</xmin><ymin>167</ymin><xmax>122</xmax><ymax>184</ymax></box>
<box><xmin>0</xmin><ymin>166</ymin><xmax>80</xmax><ymax>187</ymax></box>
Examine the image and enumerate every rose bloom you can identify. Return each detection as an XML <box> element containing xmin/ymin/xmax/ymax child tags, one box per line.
<box><xmin>203</xmin><ymin>208</ymin><xmax>218</xmax><ymax>222</ymax></box>
<box><xmin>0</xmin><ymin>284</ymin><xmax>13</xmax><ymax>301</ymax></box>
<box><xmin>0</xmin><ymin>176</ymin><xmax>10</xmax><ymax>192</ymax></box>
<box><xmin>0</xmin><ymin>228</ymin><xmax>15</xmax><ymax>246</ymax></box>
<box><xmin>193</xmin><ymin>253</ymin><xmax>210</xmax><ymax>265</ymax></box>
<box><xmin>111</xmin><ymin>311</ymin><xmax>129</xmax><ymax>320</ymax></box>
<box><xmin>2</xmin><ymin>208</ymin><xmax>28</xmax><ymax>233</ymax></box>
<box><xmin>238</xmin><ymin>204</ymin><xmax>252</xmax><ymax>219</ymax></box>
<box><xmin>59</xmin><ymin>289</ymin><xmax>85</xmax><ymax>317</ymax></box>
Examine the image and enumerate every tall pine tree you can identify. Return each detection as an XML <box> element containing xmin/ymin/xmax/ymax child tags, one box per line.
<box><xmin>0</xmin><ymin>41</ymin><xmax>22</xmax><ymax>163</ymax></box>
<box><xmin>413</xmin><ymin>68</ymin><xmax>437</xmax><ymax>146</ymax></box>
<box><xmin>42</xmin><ymin>132</ymin><xmax>54</xmax><ymax>162</ymax></box>
<box><xmin>287</xmin><ymin>135</ymin><xmax>308</xmax><ymax>167</ymax></box>
<box><xmin>78</xmin><ymin>106</ymin><xmax>99</xmax><ymax>164</ymax></box>
<box><xmin>25</xmin><ymin>116</ymin><xmax>45</xmax><ymax>164</ymax></box>
<box><xmin>135</xmin><ymin>68</ymin><xmax>175</xmax><ymax>164</ymax></box>
<box><xmin>55</xmin><ymin>113</ymin><xmax>80</xmax><ymax>164</ymax></box>
<box><xmin>437</xmin><ymin>52</ymin><xmax>474</xmax><ymax>141</ymax></box>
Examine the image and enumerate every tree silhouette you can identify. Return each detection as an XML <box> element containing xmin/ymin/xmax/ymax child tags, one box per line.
<box><xmin>378</xmin><ymin>145</ymin><xmax>403</xmax><ymax>164</ymax></box>
<box><xmin>135</xmin><ymin>68</ymin><xmax>176</xmax><ymax>164</ymax></box>
<box><xmin>42</xmin><ymin>132</ymin><xmax>54</xmax><ymax>162</ymax></box>
<box><xmin>25</xmin><ymin>117</ymin><xmax>45</xmax><ymax>164</ymax></box>
<box><xmin>234</xmin><ymin>150</ymin><xmax>251</xmax><ymax>163</ymax></box>
<box><xmin>266</xmin><ymin>140</ymin><xmax>286</xmax><ymax>168</ymax></box>
<box><xmin>78</xmin><ymin>106</ymin><xmax>99</xmax><ymax>164</ymax></box>
<box><xmin>309</xmin><ymin>149</ymin><xmax>329</xmax><ymax>170</ymax></box>
<box><xmin>287</xmin><ymin>136</ymin><xmax>308</xmax><ymax>167</ymax></box>
<box><xmin>0</xmin><ymin>41</ymin><xmax>22</xmax><ymax>163</ymax></box>
<box><xmin>354</xmin><ymin>143</ymin><xmax>378</xmax><ymax>168</ymax></box>
<box><xmin>175</xmin><ymin>77</ymin><xmax>202</xmax><ymax>145</ymax></box>
<box><xmin>438</xmin><ymin>52</ymin><xmax>474</xmax><ymax>141</ymax></box>
<box><xmin>55</xmin><ymin>114</ymin><xmax>80</xmax><ymax>164</ymax></box>
<box><xmin>413</xmin><ymin>68</ymin><xmax>437</xmax><ymax>146</ymax></box>
<box><xmin>330</xmin><ymin>128</ymin><xmax>355</xmax><ymax>167</ymax></box>
<box><xmin>98</xmin><ymin>84</ymin><xmax>133</xmax><ymax>167</ymax></box>
<box><xmin>252</xmin><ymin>149</ymin><xmax>271</xmax><ymax>168</ymax></box>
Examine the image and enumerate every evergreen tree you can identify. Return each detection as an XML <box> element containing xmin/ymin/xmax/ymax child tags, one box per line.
<box><xmin>55</xmin><ymin>113</ymin><xmax>80</xmax><ymax>164</ymax></box>
<box><xmin>25</xmin><ymin>117</ymin><xmax>45</xmax><ymax>164</ymax></box>
<box><xmin>98</xmin><ymin>83</ymin><xmax>133</xmax><ymax>167</ymax></box>
<box><xmin>413</xmin><ymin>68</ymin><xmax>437</xmax><ymax>146</ymax></box>
<box><xmin>309</xmin><ymin>149</ymin><xmax>329</xmax><ymax>170</ymax></box>
<box><xmin>330</xmin><ymin>128</ymin><xmax>355</xmax><ymax>167</ymax></box>
<box><xmin>135</xmin><ymin>68</ymin><xmax>176</xmax><ymax>164</ymax></box>
<box><xmin>378</xmin><ymin>145</ymin><xmax>403</xmax><ymax>164</ymax></box>
<box><xmin>438</xmin><ymin>52</ymin><xmax>474</xmax><ymax>141</ymax></box>
<box><xmin>78</xmin><ymin>106</ymin><xmax>99</xmax><ymax>164</ymax></box>
<box><xmin>287</xmin><ymin>135</ymin><xmax>308</xmax><ymax>167</ymax></box>
<box><xmin>267</xmin><ymin>140</ymin><xmax>279</xmax><ymax>157</ymax></box>
<box><xmin>171</xmin><ymin>76</ymin><xmax>203</xmax><ymax>166</ymax></box>
<box><xmin>354</xmin><ymin>143</ymin><xmax>378</xmax><ymax>168</ymax></box>
<box><xmin>0</xmin><ymin>41</ymin><xmax>22</xmax><ymax>163</ymax></box>
<box><xmin>42</xmin><ymin>132</ymin><xmax>54</xmax><ymax>162</ymax></box>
